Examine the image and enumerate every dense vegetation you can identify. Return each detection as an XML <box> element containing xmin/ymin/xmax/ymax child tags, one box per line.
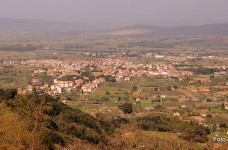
<box><xmin>136</xmin><ymin>114</ymin><xmax>211</xmax><ymax>143</ymax></box>
<box><xmin>137</xmin><ymin>114</ymin><xmax>181</xmax><ymax>132</ymax></box>
<box><xmin>0</xmin><ymin>89</ymin><xmax>113</xmax><ymax>149</ymax></box>
<box><xmin>186</xmin><ymin>67</ymin><xmax>220</xmax><ymax>75</ymax></box>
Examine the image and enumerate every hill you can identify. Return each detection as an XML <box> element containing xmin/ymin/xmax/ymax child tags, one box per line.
<box><xmin>0</xmin><ymin>89</ymin><xmax>114</xmax><ymax>149</ymax></box>
<box><xmin>108</xmin><ymin>23</ymin><xmax>228</xmax><ymax>36</ymax></box>
<box><xmin>108</xmin><ymin>25</ymin><xmax>165</xmax><ymax>36</ymax></box>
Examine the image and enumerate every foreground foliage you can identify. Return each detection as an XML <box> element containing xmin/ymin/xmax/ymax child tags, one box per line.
<box><xmin>0</xmin><ymin>89</ymin><xmax>113</xmax><ymax>149</ymax></box>
<box><xmin>0</xmin><ymin>89</ymin><xmax>225</xmax><ymax>150</ymax></box>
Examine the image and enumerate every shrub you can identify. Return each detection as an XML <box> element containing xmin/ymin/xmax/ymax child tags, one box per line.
<box><xmin>121</xmin><ymin>102</ymin><xmax>133</xmax><ymax>114</ymax></box>
<box><xmin>100</xmin><ymin>96</ymin><xmax>110</xmax><ymax>101</ymax></box>
<box><xmin>105</xmin><ymin>90</ymin><xmax>110</xmax><ymax>95</ymax></box>
<box><xmin>181</xmin><ymin>125</ymin><xmax>209</xmax><ymax>143</ymax></box>
<box><xmin>0</xmin><ymin>89</ymin><xmax>17</xmax><ymax>100</ymax></box>
<box><xmin>43</xmin><ymin>132</ymin><xmax>65</xmax><ymax>148</ymax></box>
<box><xmin>178</xmin><ymin>122</ymin><xmax>189</xmax><ymax>132</ymax></box>
<box><xmin>112</xmin><ymin>116</ymin><xmax>129</xmax><ymax>127</ymax></box>
<box><xmin>137</xmin><ymin>114</ymin><xmax>180</xmax><ymax>132</ymax></box>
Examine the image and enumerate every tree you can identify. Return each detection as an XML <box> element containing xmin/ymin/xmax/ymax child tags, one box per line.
<box><xmin>121</xmin><ymin>102</ymin><xmax>133</xmax><ymax>114</ymax></box>
<box><xmin>132</xmin><ymin>85</ymin><xmax>137</xmax><ymax>93</ymax></box>
<box><xmin>206</xmin><ymin>113</ymin><xmax>212</xmax><ymax>118</ymax></box>
<box><xmin>0</xmin><ymin>89</ymin><xmax>17</xmax><ymax>100</ymax></box>
<box><xmin>105</xmin><ymin>90</ymin><xmax>110</xmax><ymax>95</ymax></box>
<box><xmin>219</xmin><ymin>122</ymin><xmax>227</xmax><ymax>128</ymax></box>
<box><xmin>166</xmin><ymin>86</ymin><xmax>172</xmax><ymax>91</ymax></box>
<box><xmin>104</xmin><ymin>75</ymin><xmax>116</xmax><ymax>82</ymax></box>
<box><xmin>221</xmin><ymin>103</ymin><xmax>225</xmax><ymax>111</ymax></box>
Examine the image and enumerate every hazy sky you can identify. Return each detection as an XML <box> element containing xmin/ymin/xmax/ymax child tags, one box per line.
<box><xmin>1</xmin><ymin>0</ymin><xmax>228</xmax><ymax>26</ymax></box>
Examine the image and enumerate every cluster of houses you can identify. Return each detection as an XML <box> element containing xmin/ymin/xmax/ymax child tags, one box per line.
<box><xmin>16</xmin><ymin>58</ymin><xmax>193</xmax><ymax>96</ymax></box>
<box><xmin>81</xmin><ymin>78</ymin><xmax>105</xmax><ymax>93</ymax></box>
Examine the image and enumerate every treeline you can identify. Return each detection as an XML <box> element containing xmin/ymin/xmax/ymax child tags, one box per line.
<box><xmin>64</xmin><ymin>44</ymin><xmax>91</xmax><ymax>50</ymax></box>
<box><xmin>0</xmin><ymin>44</ymin><xmax>42</xmax><ymax>51</ymax></box>
<box><xmin>0</xmin><ymin>89</ymin><xmax>115</xmax><ymax>149</ymax></box>
<box><xmin>186</xmin><ymin>67</ymin><xmax>220</xmax><ymax>75</ymax></box>
<box><xmin>129</xmin><ymin>41</ymin><xmax>174</xmax><ymax>48</ymax></box>
<box><xmin>59</xmin><ymin>73</ymin><xmax>116</xmax><ymax>83</ymax></box>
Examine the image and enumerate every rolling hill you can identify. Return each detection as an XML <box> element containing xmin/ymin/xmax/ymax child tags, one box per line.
<box><xmin>108</xmin><ymin>23</ymin><xmax>228</xmax><ymax>36</ymax></box>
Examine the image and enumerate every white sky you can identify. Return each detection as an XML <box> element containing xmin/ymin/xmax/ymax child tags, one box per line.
<box><xmin>1</xmin><ymin>0</ymin><xmax>228</xmax><ymax>26</ymax></box>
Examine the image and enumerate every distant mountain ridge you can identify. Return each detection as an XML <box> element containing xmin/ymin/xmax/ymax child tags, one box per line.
<box><xmin>0</xmin><ymin>18</ymin><xmax>87</xmax><ymax>32</ymax></box>
<box><xmin>169</xmin><ymin>23</ymin><xmax>228</xmax><ymax>35</ymax></box>
<box><xmin>0</xmin><ymin>18</ymin><xmax>228</xmax><ymax>35</ymax></box>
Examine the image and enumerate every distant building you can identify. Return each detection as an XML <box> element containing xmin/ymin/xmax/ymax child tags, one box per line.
<box><xmin>26</xmin><ymin>85</ymin><xmax>33</xmax><ymax>93</ymax></box>
<box><xmin>144</xmin><ymin>107</ymin><xmax>155</xmax><ymax>111</ymax></box>
<box><xmin>173</xmin><ymin>112</ymin><xmax>180</xmax><ymax>117</ymax></box>
<box><xmin>31</xmin><ymin>78</ymin><xmax>39</xmax><ymax>83</ymax></box>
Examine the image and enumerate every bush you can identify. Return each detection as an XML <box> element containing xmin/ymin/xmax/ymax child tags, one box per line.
<box><xmin>220</xmin><ymin>122</ymin><xmax>227</xmax><ymax>128</ymax></box>
<box><xmin>137</xmin><ymin>114</ymin><xmax>180</xmax><ymax>132</ymax></box>
<box><xmin>112</xmin><ymin>116</ymin><xmax>129</xmax><ymax>127</ymax></box>
<box><xmin>46</xmin><ymin>121</ymin><xmax>59</xmax><ymax>131</ymax></box>
<box><xmin>181</xmin><ymin>125</ymin><xmax>209</xmax><ymax>143</ymax></box>
<box><xmin>121</xmin><ymin>102</ymin><xmax>133</xmax><ymax>114</ymax></box>
<box><xmin>0</xmin><ymin>89</ymin><xmax>17</xmax><ymax>100</ymax></box>
<box><xmin>132</xmin><ymin>85</ymin><xmax>137</xmax><ymax>93</ymax></box>
<box><xmin>206</xmin><ymin>113</ymin><xmax>212</xmax><ymax>118</ymax></box>
<box><xmin>105</xmin><ymin>90</ymin><xmax>110</xmax><ymax>95</ymax></box>
<box><xmin>100</xmin><ymin>96</ymin><xmax>110</xmax><ymax>101</ymax></box>
<box><xmin>43</xmin><ymin>132</ymin><xmax>65</xmax><ymax>149</ymax></box>
<box><xmin>178</xmin><ymin>122</ymin><xmax>189</xmax><ymax>132</ymax></box>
